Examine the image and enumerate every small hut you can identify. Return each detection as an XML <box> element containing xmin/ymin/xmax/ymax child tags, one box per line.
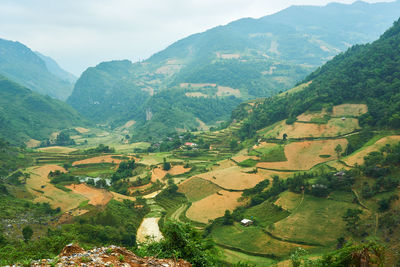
<box><xmin>240</xmin><ymin>219</ymin><xmax>253</xmax><ymax>227</ymax></box>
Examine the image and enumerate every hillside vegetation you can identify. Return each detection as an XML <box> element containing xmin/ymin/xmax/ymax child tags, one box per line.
<box><xmin>67</xmin><ymin>1</ymin><xmax>400</xmax><ymax>140</ymax></box>
<box><xmin>0</xmin><ymin>75</ymin><xmax>86</xmax><ymax>144</ymax></box>
<box><xmin>0</xmin><ymin>38</ymin><xmax>75</xmax><ymax>100</ymax></box>
<box><xmin>234</xmin><ymin>17</ymin><xmax>400</xmax><ymax>140</ymax></box>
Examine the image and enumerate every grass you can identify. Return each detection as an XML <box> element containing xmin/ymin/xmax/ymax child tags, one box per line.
<box><xmin>259</xmin><ymin>146</ymin><xmax>287</xmax><ymax>162</ymax></box>
<box><xmin>211</xmin><ymin>223</ymin><xmax>309</xmax><ymax>258</ymax></box>
<box><xmin>243</xmin><ymin>200</ymin><xmax>290</xmax><ymax>228</ymax></box>
<box><xmin>78</xmin><ymin>200</ymin><xmax>90</xmax><ymax>209</ymax></box>
<box><xmin>269</xmin><ymin>194</ymin><xmax>360</xmax><ymax>246</ymax></box>
<box><xmin>178</xmin><ymin>177</ymin><xmax>221</xmax><ymax>202</ymax></box>
<box><xmin>238</xmin><ymin>159</ymin><xmax>258</xmax><ymax>167</ymax></box>
<box><xmin>69</xmin><ymin>163</ymin><xmax>116</xmax><ymax>177</ymax></box>
<box><xmin>54</xmin><ymin>184</ymin><xmax>72</xmax><ymax>192</ymax></box>
<box><xmin>218</xmin><ymin>246</ymin><xmax>277</xmax><ymax>266</ymax></box>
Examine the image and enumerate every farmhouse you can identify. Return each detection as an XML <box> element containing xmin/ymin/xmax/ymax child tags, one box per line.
<box><xmin>240</xmin><ymin>219</ymin><xmax>253</xmax><ymax>226</ymax></box>
<box><xmin>184</xmin><ymin>142</ymin><xmax>197</xmax><ymax>147</ymax></box>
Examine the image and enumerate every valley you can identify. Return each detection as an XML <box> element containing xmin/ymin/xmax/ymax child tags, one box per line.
<box><xmin>3</xmin><ymin>96</ymin><xmax>400</xmax><ymax>265</ymax></box>
<box><xmin>1</xmin><ymin>1</ymin><xmax>400</xmax><ymax>266</ymax></box>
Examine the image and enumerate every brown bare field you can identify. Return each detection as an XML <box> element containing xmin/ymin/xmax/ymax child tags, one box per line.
<box><xmin>151</xmin><ymin>165</ymin><xmax>191</xmax><ymax>182</ymax></box>
<box><xmin>37</xmin><ymin>146</ymin><xmax>78</xmax><ymax>154</ymax></box>
<box><xmin>72</xmin><ymin>155</ymin><xmax>123</xmax><ymax>166</ymax></box>
<box><xmin>252</xmin><ymin>142</ymin><xmax>277</xmax><ymax>150</ymax></box>
<box><xmin>196</xmin><ymin>166</ymin><xmax>265</xmax><ymax>190</ymax></box>
<box><xmin>128</xmin><ymin>183</ymin><xmax>152</xmax><ymax>193</ymax></box>
<box><xmin>216</xmin><ymin>86</ymin><xmax>241</xmax><ymax>97</ymax></box>
<box><xmin>263</xmin><ymin>119</ymin><xmax>360</xmax><ymax>139</ymax></box>
<box><xmin>325</xmin><ymin>160</ymin><xmax>351</xmax><ymax>171</ymax></box>
<box><xmin>143</xmin><ymin>190</ymin><xmax>161</xmax><ymax>199</ymax></box>
<box><xmin>257</xmin><ymin>139</ymin><xmax>348</xmax><ymax>170</ymax></box>
<box><xmin>212</xmin><ymin>159</ymin><xmax>236</xmax><ymax>171</ymax></box>
<box><xmin>186</xmin><ymin>191</ymin><xmax>243</xmax><ymax>223</ymax></box>
<box><xmin>65</xmin><ymin>184</ymin><xmax>113</xmax><ymax>206</ymax></box>
<box><xmin>344</xmin><ymin>135</ymin><xmax>400</xmax><ymax>166</ymax></box>
<box><xmin>111</xmin><ymin>191</ymin><xmax>136</xmax><ymax>202</ymax></box>
<box><xmin>231</xmin><ymin>155</ymin><xmax>259</xmax><ymax>163</ymax></box>
<box><xmin>296</xmin><ymin>110</ymin><xmax>328</xmax><ymax>122</ymax></box>
<box><xmin>178</xmin><ymin>177</ymin><xmax>221</xmax><ymax>202</ymax></box>
<box><xmin>332</xmin><ymin>104</ymin><xmax>368</xmax><ymax>117</ymax></box>
<box><xmin>26</xmin><ymin>165</ymin><xmax>86</xmax><ymax>211</ymax></box>
<box><xmin>26</xmin><ymin>139</ymin><xmax>41</xmax><ymax>148</ymax></box>
<box><xmin>75</xmin><ymin>127</ymin><xmax>89</xmax><ymax>133</ymax></box>
<box><xmin>123</xmin><ymin>120</ymin><xmax>136</xmax><ymax>128</ymax></box>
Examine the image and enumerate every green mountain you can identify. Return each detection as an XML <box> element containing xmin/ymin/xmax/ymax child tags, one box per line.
<box><xmin>234</xmin><ymin>17</ymin><xmax>400</xmax><ymax>140</ymax></box>
<box><xmin>35</xmin><ymin>52</ymin><xmax>77</xmax><ymax>84</ymax></box>
<box><xmin>0</xmin><ymin>38</ymin><xmax>75</xmax><ymax>100</ymax></box>
<box><xmin>0</xmin><ymin>75</ymin><xmax>86</xmax><ymax>145</ymax></box>
<box><xmin>68</xmin><ymin>1</ymin><xmax>400</xmax><ymax>140</ymax></box>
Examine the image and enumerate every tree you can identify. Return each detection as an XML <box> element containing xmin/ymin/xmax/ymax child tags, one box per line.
<box><xmin>283</xmin><ymin>133</ymin><xmax>288</xmax><ymax>141</ymax></box>
<box><xmin>138</xmin><ymin>221</ymin><xmax>218</xmax><ymax>266</ymax></box>
<box><xmin>162</xmin><ymin>158</ymin><xmax>171</xmax><ymax>171</ymax></box>
<box><xmin>342</xmin><ymin>209</ymin><xmax>363</xmax><ymax>233</ymax></box>
<box><xmin>22</xmin><ymin>225</ymin><xmax>33</xmax><ymax>242</ymax></box>
<box><xmin>335</xmin><ymin>144</ymin><xmax>343</xmax><ymax>158</ymax></box>
<box><xmin>222</xmin><ymin>210</ymin><xmax>234</xmax><ymax>225</ymax></box>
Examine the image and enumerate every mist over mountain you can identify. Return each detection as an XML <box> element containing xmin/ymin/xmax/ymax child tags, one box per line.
<box><xmin>0</xmin><ymin>38</ymin><xmax>75</xmax><ymax>100</ymax></box>
<box><xmin>67</xmin><ymin>0</ymin><xmax>400</xmax><ymax>140</ymax></box>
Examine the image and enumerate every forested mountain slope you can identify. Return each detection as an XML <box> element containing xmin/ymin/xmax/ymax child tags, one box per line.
<box><xmin>0</xmin><ymin>38</ymin><xmax>75</xmax><ymax>100</ymax></box>
<box><xmin>35</xmin><ymin>52</ymin><xmax>77</xmax><ymax>84</ymax></box>
<box><xmin>0</xmin><ymin>75</ymin><xmax>86</xmax><ymax>145</ymax></box>
<box><xmin>67</xmin><ymin>1</ymin><xmax>400</xmax><ymax>139</ymax></box>
<box><xmin>234</xmin><ymin>17</ymin><xmax>400</xmax><ymax>140</ymax></box>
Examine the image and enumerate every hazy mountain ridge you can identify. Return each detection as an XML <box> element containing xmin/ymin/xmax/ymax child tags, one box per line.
<box><xmin>68</xmin><ymin>0</ymin><xmax>400</xmax><ymax>140</ymax></box>
<box><xmin>0</xmin><ymin>38</ymin><xmax>75</xmax><ymax>100</ymax></box>
<box><xmin>35</xmin><ymin>51</ymin><xmax>77</xmax><ymax>84</ymax></box>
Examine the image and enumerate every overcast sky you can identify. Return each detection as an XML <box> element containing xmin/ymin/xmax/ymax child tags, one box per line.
<box><xmin>0</xmin><ymin>0</ymin><xmax>392</xmax><ymax>76</ymax></box>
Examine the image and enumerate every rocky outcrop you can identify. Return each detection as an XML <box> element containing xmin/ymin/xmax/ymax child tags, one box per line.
<box><xmin>30</xmin><ymin>244</ymin><xmax>191</xmax><ymax>266</ymax></box>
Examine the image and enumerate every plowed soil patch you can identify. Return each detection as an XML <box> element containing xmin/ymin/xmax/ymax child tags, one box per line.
<box><xmin>111</xmin><ymin>192</ymin><xmax>136</xmax><ymax>202</ymax></box>
<box><xmin>297</xmin><ymin>110</ymin><xmax>328</xmax><ymax>122</ymax></box>
<box><xmin>344</xmin><ymin>135</ymin><xmax>400</xmax><ymax>166</ymax></box>
<box><xmin>75</xmin><ymin>127</ymin><xmax>89</xmax><ymax>133</ymax></box>
<box><xmin>263</xmin><ymin>118</ymin><xmax>359</xmax><ymax>139</ymax></box>
<box><xmin>196</xmin><ymin>166</ymin><xmax>265</xmax><ymax>190</ymax></box>
<box><xmin>212</xmin><ymin>159</ymin><xmax>236</xmax><ymax>171</ymax></box>
<box><xmin>186</xmin><ymin>191</ymin><xmax>242</xmax><ymax>223</ymax></box>
<box><xmin>27</xmin><ymin>165</ymin><xmax>86</xmax><ymax>211</ymax></box>
<box><xmin>66</xmin><ymin>184</ymin><xmax>113</xmax><ymax>206</ymax></box>
<box><xmin>37</xmin><ymin>146</ymin><xmax>77</xmax><ymax>154</ymax></box>
<box><xmin>151</xmin><ymin>165</ymin><xmax>191</xmax><ymax>182</ymax></box>
<box><xmin>72</xmin><ymin>155</ymin><xmax>123</xmax><ymax>166</ymax></box>
<box><xmin>332</xmin><ymin>104</ymin><xmax>368</xmax><ymax>117</ymax></box>
<box><xmin>257</xmin><ymin>139</ymin><xmax>348</xmax><ymax>170</ymax></box>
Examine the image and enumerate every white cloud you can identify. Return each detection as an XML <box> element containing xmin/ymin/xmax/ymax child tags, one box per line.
<box><xmin>0</xmin><ymin>0</ymin><xmax>393</xmax><ymax>75</ymax></box>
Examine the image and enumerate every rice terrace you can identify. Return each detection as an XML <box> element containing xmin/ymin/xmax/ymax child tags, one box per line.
<box><xmin>1</xmin><ymin>2</ymin><xmax>400</xmax><ymax>266</ymax></box>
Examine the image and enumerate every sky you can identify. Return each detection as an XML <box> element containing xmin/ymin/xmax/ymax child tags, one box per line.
<box><xmin>0</xmin><ymin>0</ymin><xmax>393</xmax><ymax>76</ymax></box>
